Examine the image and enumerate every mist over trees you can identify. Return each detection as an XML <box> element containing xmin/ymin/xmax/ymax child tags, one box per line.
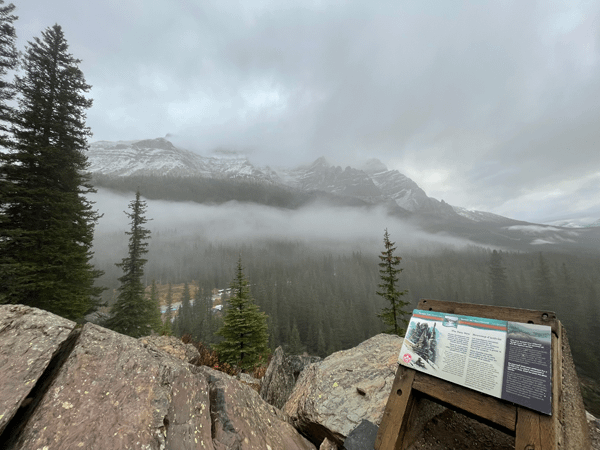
<box><xmin>90</xmin><ymin>227</ymin><xmax>600</xmax><ymax>413</ymax></box>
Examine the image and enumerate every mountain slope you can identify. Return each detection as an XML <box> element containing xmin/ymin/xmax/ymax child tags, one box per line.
<box><xmin>88</xmin><ymin>138</ymin><xmax>451</xmax><ymax>216</ymax></box>
<box><xmin>361</xmin><ymin>159</ymin><xmax>456</xmax><ymax>217</ymax></box>
<box><xmin>89</xmin><ymin>138</ymin><xmax>281</xmax><ymax>183</ymax></box>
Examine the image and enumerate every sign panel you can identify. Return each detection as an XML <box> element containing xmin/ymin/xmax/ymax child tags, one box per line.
<box><xmin>398</xmin><ymin>309</ymin><xmax>552</xmax><ymax>415</ymax></box>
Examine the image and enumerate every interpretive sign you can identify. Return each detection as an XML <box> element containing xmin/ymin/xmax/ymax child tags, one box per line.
<box><xmin>398</xmin><ymin>309</ymin><xmax>552</xmax><ymax>415</ymax></box>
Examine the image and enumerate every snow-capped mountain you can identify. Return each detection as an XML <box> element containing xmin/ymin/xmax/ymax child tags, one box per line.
<box><xmin>275</xmin><ymin>157</ymin><xmax>383</xmax><ymax>201</ymax></box>
<box><xmin>87</xmin><ymin>138</ymin><xmax>466</xmax><ymax>220</ymax></box>
<box><xmin>360</xmin><ymin>159</ymin><xmax>456</xmax><ymax>217</ymax></box>
<box><xmin>86</xmin><ymin>137</ymin><xmax>600</xmax><ymax>254</ymax></box>
<box><xmin>88</xmin><ymin>138</ymin><xmax>281</xmax><ymax>183</ymax></box>
<box><xmin>452</xmin><ymin>206</ymin><xmax>521</xmax><ymax>225</ymax></box>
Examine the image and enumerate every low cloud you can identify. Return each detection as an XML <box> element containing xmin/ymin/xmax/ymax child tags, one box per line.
<box><xmin>91</xmin><ymin>188</ymin><xmax>478</xmax><ymax>255</ymax></box>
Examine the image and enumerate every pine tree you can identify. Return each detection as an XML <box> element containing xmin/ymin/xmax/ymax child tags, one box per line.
<box><xmin>0</xmin><ymin>24</ymin><xmax>103</xmax><ymax>320</ymax></box>
<box><xmin>192</xmin><ymin>282</ymin><xmax>212</xmax><ymax>342</ymax></box>
<box><xmin>316</xmin><ymin>326</ymin><xmax>327</xmax><ymax>357</ymax></box>
<box><xmin>161</xmin><ymin>282</ymin><xmax>174</xmax><ymax>335</ymax></box>
<box><xmin>287</xmin><ymin>321</ymin><xmax>304</xmax><ymax>355</ymax></box>
<box><xmin>216</xmin><ymin>258</ymin><xmax>269</xmax><ymax>371</ymax></box>
<box><xmin>376</xmin><ymin>229</ymin><xmax>410</xmax><ymax>336</ymax></box>
<box><xmin>176</xmin><ymin>282</ymin><xmax>192</xmax><ymax>336</ymax></box>
<box><xmin>558</xmin><ymin>263</ymin><xmax>578</xmax><ymax>319</ymax></box>
<box><xmin>148</xmin><ymin>279</ymin><xmax>162</xmax><ymax>333</ymax></box>
<box><xmin>0</xmin><ymin>0</ymin><xmax>17</xmax><ymax>144</ymax></box>
<box><xmin>535</xmin><ymin>253</ymin><xmax>554</xmax><ymax>310</ymax></box>
<box><xmin>106</xmin><ymin>190</ymin><xmax>155</xmax><ymax>337</ymax></box>
<box><xmin>0</xmin><ymin>0</ymin><xmax>19</xmax><ymax>296</ymax></box>
<box><xmin>489</xmin><ymin>250</ymin><xmax>508</xmax><ymax>305</ymax></box>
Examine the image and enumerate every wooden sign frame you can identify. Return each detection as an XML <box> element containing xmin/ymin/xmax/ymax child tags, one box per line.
<box><xmin>375</xmin><ymin>299</ymin><xmax>563</xmax><ymax>450</ymax></box>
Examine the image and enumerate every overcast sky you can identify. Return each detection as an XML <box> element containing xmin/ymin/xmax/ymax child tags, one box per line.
<box><xmin>15</xmin><ymin>0</ymin><xmax>600</xmax><ymax>224</ymax></box>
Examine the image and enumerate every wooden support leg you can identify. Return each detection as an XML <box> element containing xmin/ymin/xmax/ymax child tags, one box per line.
<box><xmin>515</xmin><ymin>407</ymin><xmax>542</xmax><ymax>449</ymax></box>
<box><xmin>375</xmin><ymin>365</ymin><xmax>416</xmax><ymax>450</ymax></box>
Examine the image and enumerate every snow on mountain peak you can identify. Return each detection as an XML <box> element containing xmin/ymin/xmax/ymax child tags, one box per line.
<box><xmin>88</xmin><ymin>138</ymin><xmax>278</xmax><ymax>182</ymax></box>
<box><xmin>87</xmin><ymin>138</ymin><xmax>474</xmax><ymax>221</ymax></box>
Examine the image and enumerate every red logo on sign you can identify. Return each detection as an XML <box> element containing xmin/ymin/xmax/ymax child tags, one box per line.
<box><xmin>403</xmin><ymin>354</ymin><xmax>412</xmax><ymax>363</ymax></box>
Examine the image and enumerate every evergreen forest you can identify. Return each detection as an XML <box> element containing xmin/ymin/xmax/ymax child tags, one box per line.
<box><xmin>91</xmin><ymin>228</ymin><xmax>600</xmax><ymax>415</ymax></box>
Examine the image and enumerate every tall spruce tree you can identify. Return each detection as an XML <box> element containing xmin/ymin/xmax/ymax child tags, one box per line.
<box><xmin>216</xmin><ymin>258</ymin><xmax>268</xmax><ymax>371</ymax></box>
<box><xmin>148</xmin><ymin>279</ymin><xmax>162</xmax><ymax>333</ymax></box>
<box><xmin>0</xmin><ymin>0</ymin><xmax>17</xmax><ymax>144</ymax></box>
<box><xmin>535</xmin><ymin>253</ymin><xmax>555</xmax><ymax>310</ymax></box>
<box><xmin>489</xmin><ymin>250</ymin><xmax>508</xmax><ymax>305</ymax></box>
<box><xmin>0</xmin><ymin>24</ymin><xmax>103</xmax><ymax>320</ymax></box>
<box><xmin>191</xmin><ymin>282</ymin><xmax>212</xmax><ymax>342</ymax></box>
<box><xmin>175</xmin><ymin>282</ymin><xmax>192</xmax><ymax>336</ymax></box>
<box><xmin>0</xmin><ymin>0</ymin><xmax>19</xmax><ymax>288</ymax></box>
<box><xmin>106</xmin><ymin>190</ymin><xmax>155</xmax><ymax>337</ymax></box>
<box><xmin>161</xmin><ymin>282</ymin><xmax>174</xmax><ymax>335</ymax></box>
<box><xmin>376</xmin><ymin>229</ymin><xmax>410</xmax><ymax>336</ymax></box>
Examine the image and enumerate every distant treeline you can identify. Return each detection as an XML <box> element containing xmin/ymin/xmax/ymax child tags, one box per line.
<box><xmin>92</xmin><ymin>233</ymin><xmax>600</xmax><ymax>414</ymax></box>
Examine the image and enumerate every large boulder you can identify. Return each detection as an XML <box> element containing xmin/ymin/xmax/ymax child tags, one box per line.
<box><xmin>283</xmin><ymin>333</ymin><xmax>444</xmax><ymax>446</ymax></box>
<box><xmin>5</xmin><ymin>322</ymin><xmax>214</xmax><ymax>450</ymax></box>
<box><xmin>0</xmin><ymin>306</ymin><xmax>316</xmax><ymax>450</ymax></box>
<box><xmin>0</xmin><ymin>305</ymin><xmax>76</xmax><ymax>435</ymax></box>
<box><xmin>261</xmin><ymin>346</ymin><xmax>321</xmax><ymax>409</ymax></box>
<box><xmin>199</xmin><ymin>366</ymin><xmax>316</xmax><ymax>450</ymax></box>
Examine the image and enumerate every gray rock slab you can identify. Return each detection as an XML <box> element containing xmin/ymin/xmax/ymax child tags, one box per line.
<box><xmin>260</xmin><ymin>346</ymin><xmax>296</xmax><ymax>409</ymax></box>
<box><xmin>10</xmin><ymin>322</ymin><xmax>215</xmax><ymax>450</ymax></box>
<box><xmin>199</xmin><ymin>366</ymin><xmax>316</xmax><ymax>450</ymax></box>
<box><xmin>0</xmin><ymin>304</ymin><xmax>75</xmax><ymax>435</ymax></box>
<box><xmin>261</xmin><ymin>346</ymin><xmax>321</xmax><ymax>410</ymax></box>
<box><xmin>3</xmin><ymin>317</ymin><xmax>316</xmax><ymax>450</ymax></box>
<box><xmin>284</xmin><ymin>334</ymin><xmax>405</xmax><ymax>445</ymax></box>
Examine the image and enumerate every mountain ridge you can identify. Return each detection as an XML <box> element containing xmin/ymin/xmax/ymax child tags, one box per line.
<box><xmin>88</xmin><ymin>137</ymin><xmax>463</xmax><ymax>221</ymax></box>
<box><xmin>87</xmin><ymin>137</ymin><xmax>600</xmax><ymax>255</ymax></box>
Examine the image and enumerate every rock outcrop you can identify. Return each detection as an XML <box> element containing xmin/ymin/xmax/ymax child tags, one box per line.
<box><xmin>198</xmin><ymin>367</ymin><xmax>315</xmax><ymax>450</ymax></box>
<box><xmin>283</xmin><ymin>334</ymin><xmax>444</xmax><ymax>446</ymax></box>
<box><xmin>260</xmin><ymin>346</ymin><xmax>321</xmax><ymax>409</ymax></box>
<box><xmin>1</xmin><ymin>305</ymin><xmax>595</xmax><ymax>450</ymax></box>
<box><xmin>0</xmin><ymin>305</ymin><xmax>76</xmax><ymax>436</ymax></box>
<box><xmin>0</xmin><ymin>305</ymin><xmax>316</xmax><ymax>450</ymax></box>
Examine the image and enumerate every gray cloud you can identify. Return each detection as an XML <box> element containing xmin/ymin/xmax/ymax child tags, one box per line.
<box><xmin>15</xmin><ymin>0</ymin><xmax>600</xmax><ymax>223</ymax></box>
